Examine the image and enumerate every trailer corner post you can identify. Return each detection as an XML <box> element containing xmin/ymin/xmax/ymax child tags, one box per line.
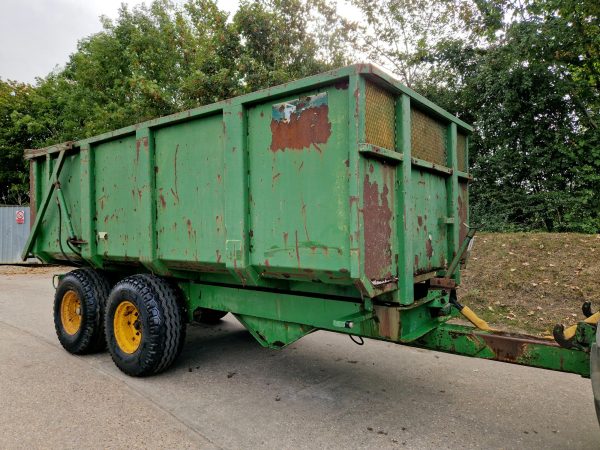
<box><xmin>136</xmin><ymin>127</ymin><xmax>169</xmax><ymax>275</ymax></box>
<box><xmin>396</xmin><ymin>93</ymin><xmax>414</xmax><ymax>305</ymax></box>
<box><xmin>223</xmin><ymin>102</ymin><xmax>260</xmax><ymax>286</ymax></box>
<box><xmin>446</xmin><ymin>123</ymin><xmax>460</xmax><ymax>283</ymax></box>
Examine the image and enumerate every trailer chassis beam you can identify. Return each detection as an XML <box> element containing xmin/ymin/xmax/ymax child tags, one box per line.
<box><xmin>411</xmin><ymin>323</ymin><xmax>591</xmax><ymax>377</ymax></box>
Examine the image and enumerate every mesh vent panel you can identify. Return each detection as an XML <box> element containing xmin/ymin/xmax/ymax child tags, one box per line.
<box><xmin>365</xmin><ymin>82</ymin><xmax>396</xmax><ymax>150</ymax></box>
<box><xmin>411</xmin><ymin>108</ymin><xmax>447</xmax><ymax>166</ymax></box>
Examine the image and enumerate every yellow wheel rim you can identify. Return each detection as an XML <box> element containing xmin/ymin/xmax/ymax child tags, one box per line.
<box><xmin>113</xmin><ymin>300</ymin><xmax>142</xmax><ymax>354</ymax></box>
<box><xmin>60</xmin><ymin>290</ymin><xmax>82</xmax><ymax>335</ymax></box>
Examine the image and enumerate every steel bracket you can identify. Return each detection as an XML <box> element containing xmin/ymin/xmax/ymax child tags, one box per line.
<box><xmin>333</xmin><ymin>310</ymin><xmax>374</xmax><ymax>329</ymax></box>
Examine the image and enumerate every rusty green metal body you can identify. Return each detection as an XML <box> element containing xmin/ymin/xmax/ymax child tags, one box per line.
<box><xmin>23</xmin><ymin>64</ymin><xmax>592</xmax><ymax>379</ymax></box>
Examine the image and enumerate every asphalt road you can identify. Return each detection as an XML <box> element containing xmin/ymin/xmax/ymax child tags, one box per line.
<box><xmin>1</xmin><ymin>268</ymin><xmax>598</xmax><ymax>449</ymax></box>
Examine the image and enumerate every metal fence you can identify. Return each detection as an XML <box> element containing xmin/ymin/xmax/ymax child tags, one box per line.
<box><xmin>0</xmin><ymin>206</ymin><xmax>36</xmax><ymax>264</ymax></box>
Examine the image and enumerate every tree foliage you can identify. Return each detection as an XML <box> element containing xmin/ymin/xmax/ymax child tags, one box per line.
<box><xmin>350</xmin><ymin>0</ymin><xmax>479</xmax><ymax>86</ymax></box>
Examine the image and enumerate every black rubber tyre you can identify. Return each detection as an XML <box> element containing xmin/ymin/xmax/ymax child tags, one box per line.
<box><xmin>105</xmin><ymin>274</ymin><xmax>186</xmax><ymax>376</ymax></box>
<box><xmin>193</xmin><ymin>307</ymin><xmax>228</xmax><ymax>324</ymax></box>
<box><xmin>53</xmin><ymin>268</ymin><xmax>110</xmax><ymax>354</ymax></box>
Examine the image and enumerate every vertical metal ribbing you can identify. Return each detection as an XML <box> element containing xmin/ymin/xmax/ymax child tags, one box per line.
<box><xmin>348</xmin><ymin>74</ymin><xmax>362</xmax><ymax>281</ymax></box>
<box><xmin>223</xmin><ymin>103</ymin><xmax>259</xmax><ymax>285</ymax></box>
<box><xmin>136</xmin><ymin>127</ymin><xmax>165</xmax><ymax>274</ymax></box>
<box><xmin>396</xmin><ymin>94</ymin><xmax>414</xmax><ymax>305</ymax></box>
<box><xmin>79</xmin><ymin>144</ymin><xmax>102</xmax><ymax>267</ymax></box>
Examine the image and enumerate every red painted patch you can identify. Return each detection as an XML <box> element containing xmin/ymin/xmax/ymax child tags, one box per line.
<box><xmin>270</xmin><ymin>104</ymin><xmax>331</xmax><ymax>153</ymax></box>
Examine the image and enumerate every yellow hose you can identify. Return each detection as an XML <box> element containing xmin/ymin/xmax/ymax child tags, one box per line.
<box><xmin>460</xmin><ymin>305</ymin><xmax>493</xmax><ymax>331</ymax></box>
<box><xmin>562</xmin><ymin>312</ymin><xmax>600</xmax><ymax>340</ymax></box>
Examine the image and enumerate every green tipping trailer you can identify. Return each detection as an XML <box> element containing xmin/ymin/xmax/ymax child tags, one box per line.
<box><xmin>22</xmin><ymin>64</ymin><xmax>600</xmax><ymax>421</ymax></box>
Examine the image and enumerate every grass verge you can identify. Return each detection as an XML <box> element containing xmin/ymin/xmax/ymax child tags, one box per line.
<box><xmin>459</xmin><ymin>232</ymin><xmax>600</xmax><ymax>336</ymax></box>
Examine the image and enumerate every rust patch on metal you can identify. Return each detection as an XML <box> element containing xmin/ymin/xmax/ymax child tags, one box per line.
<box><xmin>301</xmin><ymin>198</ymin><xmax>310</xmax><ymax>240</ymax></box>
<box><xmin>363</xmin><ymin>172</ymin><xmax>393</xmax><ymax>280</ymax></box>
<box><xmin>425</xmin><ymin>237</ymin><xmax>433</xmax><ymax>258</ymax></box>
<box><xmin>480</xmin><ymin>333</ymin><xmax>531</xmax><ymax>363</ymax></box>
<box><xmin>417</xmin><ymin>215</ymin><xmax>423</xmax><ymax>227</ymax></box>
<box><xmin>270</xmin><ymin>93</ymin><xmax>331</xmax><ymax>153</ymax></box>
<box><xmin>261</xmin><ymin>271</ymin><xmax>314</xmax><ymax>281</ymax></box>
<box><xmin>375</xmin><ymin>305</ymin><xmax>400</xmax><ymax>340</ymax></box>
<box><xmin>186</xmin><ymin>219</ymin><xmax>194</xmax><ymax>239</ymax></box>
<box><xmin>135</xmin><ymin>136</ymin><xmax>148</xmax><ymax>163</ymax></box>
<box><xmin>295</xmin><ymin>230</ymin><xmax>300</xmax><ymax>268</ymax></box>
<box><xmin>172</xmin><ymin>144</ymin><xmax>180</xmax><ymax>203</ymax></box>
<box><xmin>430</xmin><ymin>277</ymin><xmax>456</xmax><ymax>289</ymax></box>
<box><xmin>272</xmin><ymin>172</ymin><xmax>281</xmax><ymax>187</ymax></box>
<box><xmin>170</xmin><ymin>188</ymin><xmax>179</xmax><ymax>204</ymax></box>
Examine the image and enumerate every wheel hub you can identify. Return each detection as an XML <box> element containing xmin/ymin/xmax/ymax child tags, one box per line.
<box><xmin>113</xmin><ymin>300</ymin><xmax>142</xmax><ymax>354</ymax></box>
<box><xmin>60</xmin><ymin>290</ymin><xmax>82</xmax><ymax>335</ymax></box>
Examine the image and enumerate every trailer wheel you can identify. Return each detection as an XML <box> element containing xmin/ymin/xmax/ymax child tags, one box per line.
<box><xmin>591</xmin><ymin>324</ymin><xmax>600</xmax><ymax>425</ymax></box>
<box><xmin>54</xmin><ymin>268</ymin><xmax>110</xmax><ymax>354</ymax></box>
<box><xmin>193</xmin><ymin>307</ymin><xmax>228</xmax><ymax>324</ymax></box>
<box><xmin>105</xmin><ymin>274</ymin><xmax>186</xmax><ymax>376</ymax></box>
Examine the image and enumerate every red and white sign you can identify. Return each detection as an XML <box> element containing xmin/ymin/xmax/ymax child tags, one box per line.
<box><xmin>15</xmin><ymin>210</ymin><xmax>25</xmax><ymax>224</ymax></box>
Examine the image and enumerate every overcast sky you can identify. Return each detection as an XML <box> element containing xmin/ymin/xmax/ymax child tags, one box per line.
<box><xmin>0</xmin><ymin>0</ymin><xmax>241</xmax><ymax>84</ymax></box>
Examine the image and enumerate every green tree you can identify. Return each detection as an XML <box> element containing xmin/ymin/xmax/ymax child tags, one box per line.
<box><xmin>350</xmin><ymin>0</ymin><xmax>479</xmax><ymax>86</ymax></box>
<box><xmin>234</xmin><ymin>0</ymin><xmax>354</xmax><ymax>90</ymax></box>
<box><xmin>0</xmin><ymin>80</ymin><xmax>34</xmax><ymax>204</ymax></box>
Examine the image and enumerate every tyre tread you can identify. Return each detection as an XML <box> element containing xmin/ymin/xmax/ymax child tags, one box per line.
<box><xmin>54</xmin><ymin>268</ymin><xmax>110</xmax><ymax>354</ymax></box>
<box><xmin>105</xmin><ymin>274</ymin><xmax>185</xmax><ymax>376</ymax></box>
